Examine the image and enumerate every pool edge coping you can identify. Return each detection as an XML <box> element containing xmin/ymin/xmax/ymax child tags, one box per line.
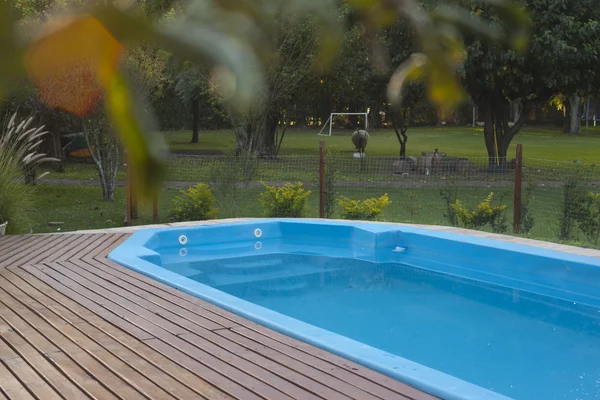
<box><xmin>68</xmin><ymin>218</ymin><xmax>600</xmax><ymax>259</ymax></box>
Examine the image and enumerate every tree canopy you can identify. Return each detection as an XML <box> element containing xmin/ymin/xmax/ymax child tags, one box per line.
<box><xmin>0</xmin><ymin>0</ymin><xmax>530</xmax><ymax>195</ymax></box>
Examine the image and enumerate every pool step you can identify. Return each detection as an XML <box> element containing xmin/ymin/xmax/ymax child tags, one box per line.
<box><xmin>250</xmin><ymin>280</ymin><xmax>310</xmax><ymax>295</ymax></box>
<box><xmin>218</xmin><ymin>258</ymin><xmax>284</xmax><ymax>274</ymax></box>
<box><xmin>212</xmin><ymin>265</ymin><xmax>337</xmax><ymax>288</ymax></box>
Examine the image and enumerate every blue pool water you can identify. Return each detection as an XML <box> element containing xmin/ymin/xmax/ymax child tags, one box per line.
<box><xmin>109</xmin><ymin>220</ymin><xmax>600</xmax><ymax>400</ymax></box>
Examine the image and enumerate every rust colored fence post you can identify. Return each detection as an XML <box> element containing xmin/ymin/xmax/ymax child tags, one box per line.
<box><xmin>153</xmin><ymin>191</ymin><xmax>158</xmax><ymax>224</ymax></box>
<box><xmin>514</xmin><ymin>144</ymin><xmax>523</xmax><ymax>233</ymax></box>
<box><xmin>319</xmin><ymin>140</ymin><xmax>325</xmax><ymax>218</ymax></box>
<box><xmin>131</xmin><ymin>170</ymin><xmax>138</xmax><ymax>219</ymax></box>
<box><xmin>125</xmin><ymin>159</ymin><xmax>132</xmax><ymax>226</ymax></box>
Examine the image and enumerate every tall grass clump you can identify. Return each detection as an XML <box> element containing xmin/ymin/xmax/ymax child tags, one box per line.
<box><xmin>0</xmin><ymin>152</ymin><xmax>34</xmax><ymax>234</ymax></box>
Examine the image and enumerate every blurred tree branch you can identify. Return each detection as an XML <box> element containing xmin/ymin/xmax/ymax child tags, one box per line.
<box><xmin>0</xmin><ymin>0</ymin><xmax>530</xmax><ymax>197</ymax></box>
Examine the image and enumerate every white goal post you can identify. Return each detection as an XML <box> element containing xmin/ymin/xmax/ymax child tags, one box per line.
<box><xmin>317</xmin><ymin>112</ymin><xmax>369</xmax><ymax>136</ymax></box>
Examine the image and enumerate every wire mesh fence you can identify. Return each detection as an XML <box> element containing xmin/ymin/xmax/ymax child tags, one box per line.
<box><xmin>138</xmin><ymin>150</ymin><xmax>600</xmax><ymax>249</ymax></box>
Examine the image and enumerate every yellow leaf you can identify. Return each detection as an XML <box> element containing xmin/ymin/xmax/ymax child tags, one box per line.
<box><xmin>387</xmin><ymin>53</ymin><xmax>427</xmax><ymax>106</ymax></box>
<box><xmin>24</xmin><ymin>16</ymin><xmax>124</xmax><ymax>116</ymax></box>
<box><xmin>347</xmin><ymin>0</ymin><xmax>378</xmax><ymax>13</ymax></box>
<box><xmin>104</xmin><ymin>71</ymin><xmax>164</xmax><ymax>198</ymax></box>
<box><xmin>426</xmin><ymin>64</ymin><xmax>465</xmax><ymax>110</ymax></box>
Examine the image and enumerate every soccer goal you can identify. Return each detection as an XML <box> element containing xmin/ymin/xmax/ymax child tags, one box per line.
<box><xmin>317</xmin><ymin>112</ymin><xmax>369</xmax><ymax>136</ymax></box>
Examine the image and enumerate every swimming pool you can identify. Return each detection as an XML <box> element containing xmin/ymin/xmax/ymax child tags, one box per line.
<box><xmin>109</xmin><ymin>219</ymin><xmax>600</xmax><ymax>400</ymax></box>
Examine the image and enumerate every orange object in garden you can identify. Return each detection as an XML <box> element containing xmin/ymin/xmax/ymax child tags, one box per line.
<box><xmin>24</xmin><ymin>16</ymin><xmax>124</xmax><ymax>116</ymax></box>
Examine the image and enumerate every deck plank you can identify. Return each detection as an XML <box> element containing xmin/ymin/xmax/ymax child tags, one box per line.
<box><xmin>0</xmin><ymin>360</ymin><xmax>37</xmax><ymax>400</ymax></box>
<box><xmin>0</xmin><ymin>235</ymin><xmax>27</xmax><ymax>254</ymax></box>
<box><xmin>5</xmin><ymin>268</ymin><xmax>231</xmax><ymax>400</ymax></box>
<box><xmin>61</xmin><ymin>259</ymin><xmax>386</xmax><ymax>400</ymax></box>
<box><xmin>0</xmin><ymin>338</ymin><xmax>62</xmax><ymax>400</ymax></box>
<box><xmin>41</xmin><ymin>262</ymin><xmax>299</xmax><ymax>400</ymax></box>
<box><xmin>89</xmin><ymin>255</ymin><xmax>427</xmax><ymax>398</ymax></box>
<box><xmin>0</xmin><ymin>284</ymin><xmax>147</xmax><ymax>400</ymax></box>
<box><xmin>0</xmin><ymin>277</ymin><xmax>180</xmax><ymax>400</ymax></box>
<box><xmin>58</xmin><ymin>259</ymin><xmax>371</xmax><ymax>399</ymax></box>
<box><xmin>24</xmin><ymin>263</ymin><xmax>270</xmax><ymax>400</ymax></box>
<box><xmin>0</xmin><ymin>233</ymin><xmax>437</xmax><ymax>400</ymax></box>
<box><xmin>0</xmin><ymin>235</ymin><xmax>48</xmax><ymax>267</ymax></box>
<box><xmin>89</xmin><ymin>248</ymin><xmax>432</xmax><ymax>400</ymax></box>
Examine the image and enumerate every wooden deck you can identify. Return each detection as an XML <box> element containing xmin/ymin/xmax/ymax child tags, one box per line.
<box><xmin>0</xmin><ymin>233</ymin><xmax>436</xmax><ymax>400</ymax></box>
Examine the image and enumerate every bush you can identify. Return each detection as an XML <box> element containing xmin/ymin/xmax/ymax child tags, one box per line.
<box><xmin>574</xmin><ymin>192</ymin><xmax>600</xmax><ymax>246</ymax></box>
<box><xmin>452</xmin><ymin>192</ymin><xmax>508</xmax><ymax>233</ymax></box>
<box><xmin>259</xmin><ymin>182</ymin><xmax>311</xmax><ymax>218</ymax></box>
<box><xmin>338</xmin><ymin>194</ymin><xmax>391</xmax><ymax>221</ymax></box>
<box><xmin>0</xmin><ymin>149</ymin><xmax>34</xmax><ymax>234</ymax></box>
<box><xmin>168</xmin><ymin>184</ymin><xmax>218</xmax><ymax>222</ymax></box>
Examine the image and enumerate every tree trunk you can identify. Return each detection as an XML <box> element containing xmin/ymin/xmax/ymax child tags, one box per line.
<box><xmin>511</xmin><ymin>98</ymin><xmax>521</xmax><ymax>123</ymax></box>
<box><xmin>191</xmin><ymin>99</ymin><xmax>199</xmax><ymax>143</ymax></box>
<box><xmin>480</xmin><ymin>97</ymin><xmax>528</xmax><ymax>168</ymax></box>
<box><xmin>482</xmin><ymin>102</ymin><xmax>498</xmax><ymax>166</ymax></box>
<box><xmin>568</xmin><ymin>94</ymin><xmax>581</xmax><ymax>135</ymax></box>
<box><xmin>261</xmin><ymin>111</ymin><xmax>280</xmax><ymax>157</ymax></box>
<box><xmin>400</xmin><ymin>139</ymin><xmax>407</xmax><ymax>158</ymax></box>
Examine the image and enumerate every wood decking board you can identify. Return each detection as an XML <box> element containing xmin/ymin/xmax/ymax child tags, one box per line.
<box><xmin>0</xmin><ymin>233</ymin><xmax>437</xmax><ymax>400</ymax></box>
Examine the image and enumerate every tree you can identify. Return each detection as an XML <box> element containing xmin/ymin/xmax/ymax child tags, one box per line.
<box><xmin>84</xmin><ymin>107</ymin><xmax>120</xmax><ymax>201</ymax></box>
<box><xmin>229</xmin><ymin>11</ymin><xmax>318</xmax><ymax>156</ymax></box>
<box><xmin>390</xmin><ymin>83</ymin><xmax>428</xmax><ymax>158</ymax></box>
<box><xmin>531</xmin><ymin>0</ymin><xmax>600</xmax><ymax>135</ymax></box>
<box><xmin>174</xmin><ymin>63</ymin><xmax>228</xmax><ymax>143</ymax></box>
<box><xmin>1</xmin><ymin>0</ymin><xmax>529</xmax><ymax>194</ymax></box>
<box><xmin>463</xmin><ymin>0</ymin><xmax>600</xmax><ymax>165</ymax></box>
<box><xmin>175</xmin><ymin>64</ymin><xmax>206</xmax><ymax>144</ymax></box>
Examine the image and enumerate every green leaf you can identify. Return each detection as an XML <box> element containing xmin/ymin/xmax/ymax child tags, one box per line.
<box><xmin>431</xmin><ymin>6</ymin><xmax>503</xmax><ymax>42</ymax></box>
<box><xmin>387</xmin><ymin>53</ymin><xmax>427</xmax><ymax>107</ymax></box>
<box><xmin>93</xmin><ymin>6</ymin><xmax>266</xmax><ymax>111</ymax></box>
<box><xmin>0</xmin><ymin>1</ymin><xmax>26</xmax><ymax>100</ymax></box>
<box><xmin>482</xmin><ymin>0</ymin><xmax>531</xmax><ymax>51</ymax></box>
<box><xmin>103</xmin><ymin>70</ymin><xmax>164</xmax><ymax>198</ymax></box>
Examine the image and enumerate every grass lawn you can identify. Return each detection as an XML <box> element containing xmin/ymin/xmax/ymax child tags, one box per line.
<box><xmin>164</xmin><ymin>125</ymin><xmax>600</xmax><ymax>162</ymax></box>
<box><xmin>31</xmin><ymin>183</ymin><xmax>596</xmax><ymax>250</ymax></box>
<box><xmin>39</xmin><ymin>125</ymin><xmax>600</xmax><ymax>182</ymax></box>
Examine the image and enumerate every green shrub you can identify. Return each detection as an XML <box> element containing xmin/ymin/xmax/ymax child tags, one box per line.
<box><xmin>259</xmin><ymin>182</ymin><xmax>311</xmax><ymax>218</ymax></box>
<box><xmin>0</xmin><ymin>150</ymin><xmax>34</xmax><ymax>234</ymax></box>
<box><xmin>452</xmin><ymin>192</ymin><xmax>508</xmax><ymax>233</ymax></box>
<box><xmin>574</xmin><ymin>192</ymin><xmax>600</xmax><ymax>246</ymax></box>
<box><xmin>338</xmin><ymin>194</ymin><xmax>391</xmax><ymax>221</ymax></box>
<box><xmin>168</xmin><ymin>184</ymin><xmax>218</xmax><ymax>222</ymax></box>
